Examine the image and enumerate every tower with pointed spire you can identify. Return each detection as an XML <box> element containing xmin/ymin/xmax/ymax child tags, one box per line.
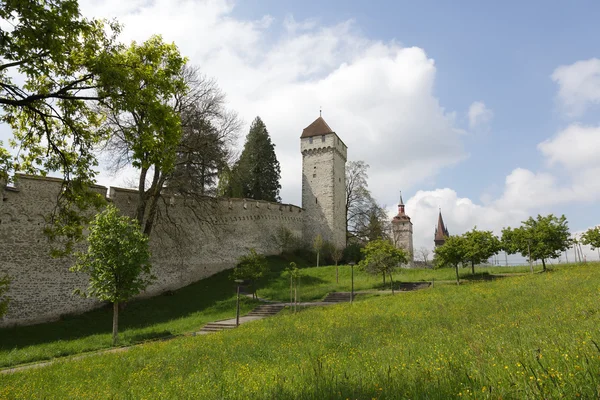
<box><xmin>391</xmin><ymin>191</ymin><xmax>414</xmax><ymax>261</ymax></box>
<box><xmin>434</xmin><ymin>209</ymin><xmax>449</xmax><ymax>247</ymax></box>
<box><xmin>300</xmin><ymin>115</ymin><xmax>347</xmax><ymax>249</ymax></box>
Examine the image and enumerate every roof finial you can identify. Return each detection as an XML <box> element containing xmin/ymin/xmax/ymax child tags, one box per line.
<box><xmin>319</xmin><ymin>106</ymin><xmax>322</xmax><ymax>117</ymax></box>
<box><xmin>399</xmin><ymin>190</ymin><xmax>404</xmax><ymax>205</ymax></box>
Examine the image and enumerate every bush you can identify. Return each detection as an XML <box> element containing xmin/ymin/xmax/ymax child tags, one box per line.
<box><xmin>232</xmin><ymin>249</ymin><xmax>269</xmax><ymax>297</ymax></box>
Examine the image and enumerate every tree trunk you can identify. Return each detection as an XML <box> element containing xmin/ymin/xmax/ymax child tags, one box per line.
<box><xmin>316</xmin><ymin>252</ymin><xmax>319</xmax><ymax>268</ymax></box>
<box><xmin>135</xmin><ymin>167</ymin><xmax>149</xmax><ymax>225</ymax></box>
<box><xmin>294</xmin><ymin>287</ymin><xmax>297</xmax><ymax>313</ymax></box>
<box><xmin>112</xmin><ymin>301</ymin><xmax>119</xmax><ymax>346</ymax></box>
<box><xmin>541</xmin><ymin>258</ymin><xmax>546</xmax><ymax>272</ymax></box>
<box><xmin>143</xmin><ymin>170</ymin><xmax>165</xmax><ymax>236</ymax></box>
<box><xmin>382</xmin><ymin>271</ymin><xmax>386</xmax><ymax>286</ymax></box>
<box><xmin>290</xmin><ymin>276</ymin><xmax>293</xmax><ymax>306</ymax></box>
<box><xmin>455</xmin><ymin>264</ymin><xmax>460</xmax><ymax>285</ymax></box>
<box><xmin>336</xmin><ymin>263</ymin><xmax>339</xmax><ymax>284</ymax></box>
<box><xmin>389</xmin><ymin>270</ymin><xmax>394</xmax><ymax>295</ymax></box>
<box><xmin>471</xmin><ymin>261</ymin><xmax>475</xmax><ymax>275</ymax></box>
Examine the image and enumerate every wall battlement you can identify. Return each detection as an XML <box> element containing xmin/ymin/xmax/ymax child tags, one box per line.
<box><xmin>0</xmin><ymin>174</ymin><xmax>303</xmax><ymax>327</ymax></box>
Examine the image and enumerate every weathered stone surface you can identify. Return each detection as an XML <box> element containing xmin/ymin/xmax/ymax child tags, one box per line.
<box><xmin>0</xmin><ymin>174</ymin><xmax>303</xmax><ymax>327</ymax></box>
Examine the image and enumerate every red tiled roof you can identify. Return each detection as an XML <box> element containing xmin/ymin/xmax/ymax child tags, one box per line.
<box><xmin>301</xmin><ymin>117</ymin><xmax>334</xmax><ymax>138</ymax></box>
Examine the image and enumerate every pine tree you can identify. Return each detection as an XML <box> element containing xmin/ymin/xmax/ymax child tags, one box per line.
<box><xmin>230</xmin><ymin>117</ymin><xmax>281</xmax><ymax>202</ymax></box>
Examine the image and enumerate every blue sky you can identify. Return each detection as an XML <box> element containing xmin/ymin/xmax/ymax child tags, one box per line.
<box><xmin>3</xmin><ymin>0</ymin><xmax>600</xmax><ymax>256</ymax></box>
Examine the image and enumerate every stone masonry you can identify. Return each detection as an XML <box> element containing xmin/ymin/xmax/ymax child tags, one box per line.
<box><xmin>0</xmin><ymin>116</ymin><xmax>348</xmax><ymax>327</ymax></box>
<box><xmin>300</xmin><ymin>116</ymin><xmax>347</xmax><ymax>249</ymax></box>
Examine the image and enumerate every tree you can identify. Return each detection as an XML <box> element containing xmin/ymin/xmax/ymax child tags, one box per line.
<box><xmin>231</xmin><ymin>249</ymin><xmax>268</xmax><ymax>298</ymax></box>
<box><xmin>434</xmin><ymin>235</ymin><xmax>467</xmax><ymax>285</ymax></box>
<box><xmin>99</xmin><ymin>36</ymin><xmax>187</xmax><ymax>237</ymax></box>
<box><xmin>0</xmin><ymin>275</ymin><xmax>9</xmax><ymax>319</ymax></box>
<box><xmin>285</xmin><ymin>262</ymin><xmax>302</xmax><ymax>312</ymax></box>
<box><xmin>581</xmin><ymin>226</ymin><xmax>600</xmax><ymax>260</ymax></box>
<box><xmin>501</xmin><ymin>214</ymin><xmax>572</xmax><ymax>272</ymax></box>
<box><xmin>462</xmin><ymin>228</ymin><xmax>501</xmax><ymax>275</ymax></box>
<box><xmin>71</xmin><ymin>205</ymin><xmax>153</xmax><ymax>346</ymax></box>
<box><xmin>1</xmin><ymin>0</ymin><xmax>121</xmax><ymax>253</ymax></box>
<box><xmin>313</xmin><ymin>234</ymin><xmax>324</xmax><ymax>267</ymax></box>
<box><xmin>331</xmin><ymin>247</ymin><xmax>344</xmax><ymax>283</ymax></box>
<box><xmin>345</xmin><ymin>161</ymin><xmax>373</xmax><ymax>239</ymax></box>
<box><xmin>359</xmin><ymin>239</ymin><xmax>408</xmax><ymax>294</ymax></box>
<box><xmin>417</xmin><ymin>247</ymin><xmax>431</xmax><ymax>264</ymax></box>
<box><xmin>228</xmin><ymin>117</ymin><xmax>281</xmax><ymax>202</ymax></box>
<box><xmin>271</xmin><ymin>226</ymin><xmax>299</xmax><ymax>255</ymax></box>
<box><xmin>167</xmin><ymin>66</ymin><xmax>240</xmax><ymax>197</ymax></box>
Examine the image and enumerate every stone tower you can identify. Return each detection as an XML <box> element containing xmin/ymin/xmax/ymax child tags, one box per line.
<box><xmin>301</xmin><ymin>116</ymin><xmax>347</xmax><ymax>249</ymax></box>
<box><xmin>434</xmin><ymin>209</ymin><xmax>449</xmax><ymax>247</ymax></box>
<box><xmin>391</xmin><ymin>192</ymin><xmax>414</xmax><ymax>261</ymax></box>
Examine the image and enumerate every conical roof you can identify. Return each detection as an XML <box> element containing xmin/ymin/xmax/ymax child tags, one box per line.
<box><xmin>434</xmin><ymin>211</ymin><xmax>449</xmax><ymax>241</ymax></box>
<box><xmin>301</xmin><ymin>116</ymin><xmax>334</xmax><ymax>138</ymax></box>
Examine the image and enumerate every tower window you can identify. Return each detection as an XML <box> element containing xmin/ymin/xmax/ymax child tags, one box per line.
<box><xmin>313</xmin><ymin>173</ymin><xmax>316</xmax><ymax>178</ymax></box>
<box><xmin>315</xmin><ymin>198</ymin><xmax>318</xmax><ymax>204</ymax></box>
<box><xmin>321</xmin><ymin>135</ymin><xmax>325</xmax><ymax>142</ymax></box>
<box><xmin>309</xmin><ymin>137</ymin><xmax>313</xmax><ymax>144</ymax></box>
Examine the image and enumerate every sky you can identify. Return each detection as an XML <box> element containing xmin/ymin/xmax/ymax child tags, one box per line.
<box><xmin>3</xmin><ymin>0</ymin><xmax>600</xmax><ymax>260</ymax></box>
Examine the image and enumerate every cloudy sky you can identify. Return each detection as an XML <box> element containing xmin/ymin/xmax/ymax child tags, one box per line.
<box><xmin>3</xmin><ymin>0</ymin><xmax>600</xmax><ymax>260</ymax></box>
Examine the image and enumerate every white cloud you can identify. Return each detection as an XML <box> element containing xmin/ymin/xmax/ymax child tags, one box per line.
<box><xmin>467</xmin><ymin>101</ymin><xmax>493</xmax><ymax>129</ymax></box>
<box><xmin>78</xmin><ymin>0</ymin><xmax>468</xmax><ymax>205</ymax></box>
<box><xmin>538</xmin><ymin>124</ymin><xmax>600</xmax><ymax>170</ymax></box>
<box><xmin>552</xmin><ymin>58</ymin><xmax>600</xmax><ymax>117</ymax></box>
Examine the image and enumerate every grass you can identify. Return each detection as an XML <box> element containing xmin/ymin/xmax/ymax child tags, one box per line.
<box><xmin>0</xmin><ymin>268</ymin><xmax>259</xmax><ymax>368</ymax></box>
<box><xmin>1</xmin><ymin>262</ymin><xmax>599</xmax><ymax>399</ymax></box>
<box><xmin>0</xmin><ymin>255</ymin><xmax>541</xmax><ymax>369</ymax></box>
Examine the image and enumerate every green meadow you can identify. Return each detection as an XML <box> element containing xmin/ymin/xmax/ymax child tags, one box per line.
<box><xmin>2</xmin><ymin>262</ymin><xmax>598</xmax><ymax>399</ymax></box>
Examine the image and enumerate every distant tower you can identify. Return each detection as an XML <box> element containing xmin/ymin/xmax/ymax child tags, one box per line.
<box><xmin>301</xmin><ymin>116</ymin><xmax>347</xmax><ymax>249</ymax></box>
<box><xmin>434</xmin><ymin>209</ymin><xmax>449</xmax><ymax>247</ymax></box>
<box><xmin>391</xmin><ymin>192</ymin><xmax>414</xmax><ymax>261</ymax></box>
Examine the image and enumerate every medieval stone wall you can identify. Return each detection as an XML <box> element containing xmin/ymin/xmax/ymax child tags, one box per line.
<box><xmin>0</xmin><ymin>174</ymin><xmax>303</xmax><ymax>327</ymax></box>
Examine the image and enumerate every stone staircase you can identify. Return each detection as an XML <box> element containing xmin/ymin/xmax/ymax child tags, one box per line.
<box><xmin>246</xmin><ymin>304</ymin><xmax>285</xmax><ymax>317</ymax></box>
<box><xmin>322</xmin><ymin>292</ymin><xmax>353</xmax><ymax>303</ymax></box>
<box><xmin>199</xmin><ymin>322</ymin><xmax>237</xmax><ymax>333</ymax></box>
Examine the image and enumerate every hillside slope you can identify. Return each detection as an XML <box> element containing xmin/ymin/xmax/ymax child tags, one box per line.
<box><xmin>2</xmin><ymin>264</ymin><xmax>599</xmax><ymax>399</ymax></box>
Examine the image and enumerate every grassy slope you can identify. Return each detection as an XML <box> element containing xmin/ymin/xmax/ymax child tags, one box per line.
<box><xmin>0</xmin><ymin>268</ymin><xmax>259</xmax><ymax>368</ymax></box>
<box><xmin>0</xmin><ymin>256</ymin><xmax>539</xmax><ymax>369</ymax></box>
<box><xmin>2</xmin><ymin>263</ymin><xmax>599</xmax><ymax>399</ymax></box>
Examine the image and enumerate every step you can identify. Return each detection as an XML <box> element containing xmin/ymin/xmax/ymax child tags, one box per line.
<box><xmin>322</xmin><ymin>292</ymin><xmax>354</xmax><ymax>302</ymax></box>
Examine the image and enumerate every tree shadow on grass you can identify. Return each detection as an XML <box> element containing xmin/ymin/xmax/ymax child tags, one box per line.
<box><xmin>0</xmin><ymin>267</ymin><xmax>246</xmax><ymax>353</ymax></box>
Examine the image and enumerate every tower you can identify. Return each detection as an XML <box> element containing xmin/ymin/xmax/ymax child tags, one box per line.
<box><xmin>301</xmin><ymin>116</ymin><xmax>347</xmax><ymax>249</ymax></box>
<box><xmin>434</xmin><ymin>209</ymin><xmax>449</xmax><ymax>247</ymax></box>
<box><xmin>391</xmin><ymin>192</ymin><xmax>413</xmax><ymax>261</ymax></box>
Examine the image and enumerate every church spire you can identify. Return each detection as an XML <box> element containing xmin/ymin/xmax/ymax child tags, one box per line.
<box><xmin>434</xmin><ymin>209</ymin><xmax>449</xmax><ymax>247</ymax></box>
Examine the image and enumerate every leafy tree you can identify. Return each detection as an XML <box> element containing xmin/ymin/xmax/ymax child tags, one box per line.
<box><xmin>581</xmin><ymin>226</ymin><xmax>600</xmax><ymax>260</ymax></box>
<box><xmin>231</xmin><ymin>249</ymin><xmax>268</xmax><ymax>298</ymax></box>
<box><xmin>0</xmin><ymin>275</ymin><xmax>10</xmax><ymax>318</ymax></box>
<box><xmin>313</xmin><ymin>234</ymin><xmax>324</xmax><ymax>267</ymax></box>
<box><xmin>99</xmin><ymin>36</ymin><xmax>187</xmax><ymax>237</ymax></box>
<box><xmin>434</xmin><ymin>235</ymin><xmax>468</xmax><ymax>285</ymax></box>
<box><xmin>1</xmin><ymin>0</ymin><xmax>121</xmax><ymax>253</ymax></box>
<box><xmin>501</xmin><ymin>214</ymin><xmax>571</xmax><ymax>272</ymax></box>
<box><xmin>71</xmin><ymin>205</ymin><xmax>153</xmax><ymax>346</ymax></box>
<box><xmin>228</xmin><ymin>117</ymin><xmax>281</xmax><ymax>201</ymax></box>
<box><xmin>462</xmin><ymin>227</ymin><xmax>501</xmax><ymax>275</ymax></box>
<box><xmin>359</xmin><ymin>239</ymin><xmax>407</xmax><ymax>293</ymax></box>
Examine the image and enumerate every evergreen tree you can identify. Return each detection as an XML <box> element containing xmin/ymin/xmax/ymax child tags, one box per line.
<box><xmin>230</xmin><ymin>117</ymin><xmax>281</xmax><ymax>202</ymax></box>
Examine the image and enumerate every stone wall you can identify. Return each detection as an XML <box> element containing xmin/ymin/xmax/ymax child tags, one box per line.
<box><xmin>0</xmin><ymin>174</ymin><xmax>303</xmax><ymax>327</ymax></box>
